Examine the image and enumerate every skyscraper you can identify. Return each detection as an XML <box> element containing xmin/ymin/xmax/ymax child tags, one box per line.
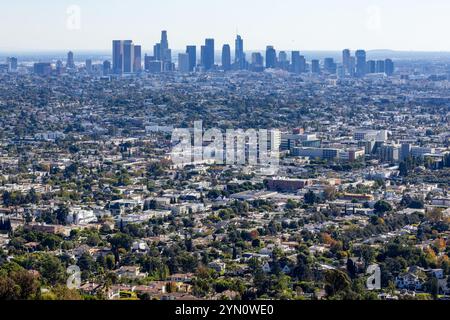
<box><xmin>299</xmin><ymin>55</ymin><xmax>306</xmax><ymax>73</ymax></box>
<box><xmin>134</xmin><ymin>45</ymin><xmax>142</xmax><ymax>72</ymax></box>
<box><xmin>161</xmin><ymin>31</ymin><xmax>168</xmax><ymax>54</ymax></box>
<box><xmin>202</xmin><ymin>39</ymin><xmax>215</xmax><ymax>70</ymax></box>
<box><xmin>7</xmin><ymin>57</ymin><xmax>18</xmax><ymax>72</ymax></box>
<box><xmin>291</xmin><ymin>51</ymin><xmax>301</xmax><ymax>74</ymax></box>
<box><xmin>250</xmin><ymin>52</ymin><xmax>264</xmax><ymax>72</ymax></box>
<box><xmin>366</xmin><ymin>60</ymin><xmax>376</xmax><ymax>74</ymax></box>
<box><xmin>251</xmin><ymin>52</ymin><xmax>264</xmax><ymax>65</ymax></box>
<box><xmin>153</xmin><ymin>43</ymin><xmax>162</xmax><ymax>61</ymax></box>
<box><xmin>385</xmin><ymin>59</ymin><xmax>394</xmax><ymax>76</ymax></box>
<box><xmin>152</xmin><ymin>31</ymin><xmax>173</xmax><ymax>72</ymax></box>
<box><xmin>355</xmin><ymin>50</ymin><xmax>367</xmax><ymax>77</ymax></box>
<box><xmin>311</xmin><ymin>59</ymin><xmax>320</xmax><ymax>74</ymax></box>
<box><xmin>112</xmin><ymin>40</ymin><xmax>141</xmax><ymax>74</ymax></box>
<box><xmin>200</xmin><ymin>46</ymin><xmax>206</xmax><ymax>70</ymax></box>
<box><xmin>144</xmin><ymin>54</ymin><xmax>155</xmax><ymax>71</ymax></box>
<box><xmin>113</xmin><ymin>40</ymin><xmax>123</xmax><ymax>74</ymax></box>
<box><xmin>277</xmin><ymin>51</ymin><xmax>288</xmax><ymax>70</ymax></box>
<box><xmin>222</xmin><ymin>44</ymin><xmax>231</xmax><ymax>71</ymax></box>
<box><xmin>103</xmin><ymin>60</ymin><xmax>111</xmax><ymax>76</ymax></box>
<box><xmin>122</xmin><ymin>40</ymin><xmax>134</xmax><ymax>73</ymax></box>
<box><xmin>56</xmin><ymin>60</ymin><xmax>63</xmax><ymax>74</ymax></box>
<box><xmin>235</xmin><ymin>35</ymin><xmax>245</xmax><ymax>69</ymax></box>
<box><xmin>324</xmin><ymin>58</ymin><xmax>337</xmax><ymax>74</ymax></box>
<box><xmin>291</xmin><ymin>53</ymin><xmax>307</xmax><ymax>74</ymax></box>
<box><xmin>349</xmin><ymin>57</ymin><xmax>356</xmax><ymax>77</ymax></box>
<box><xmin>178</xmin><ymin>53</ymin><xmax>190</xmax><ymax>73</ymax></box>
<box><xmin>342</xmin><ymin>49</ymin><xmax>351</xmax><ymax>74</ymax></box>
<box><xmin>265</xmin><ymin>46</ymin><xmax>277</xmax><ymax>69</ymax></box>
<box><xmin>186</xmin><ymin>46</ymin><xmax>197</xmax><ymax>72</ymax></box>
<box><xmin>376</xmin><ymin>60</ymin><xmax>385</xmax><ymax>73</ymax></box>
<box><xmin>67</xmin><ymin>51</ymin><xmax>75</xmax><ymax>69</ymax></box>
<box><xmin>154</xmin><ymin>30</ymin><xmax>171</xmax><ymax>63</ymax></box>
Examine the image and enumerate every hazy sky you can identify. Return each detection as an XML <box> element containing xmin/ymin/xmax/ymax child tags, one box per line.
<box><xmin>1</xmin><ymin>0</ymin><xmax>450</xmax><ymax>52</ymax></box>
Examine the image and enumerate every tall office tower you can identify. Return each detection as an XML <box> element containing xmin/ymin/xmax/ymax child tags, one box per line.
<box><xmin>151</xmin><ymin>31</ymin><xmax>172</xmax><ymax>70</ymax></box>
<box><xmin>235</xmin><ymin>35</ymin><xmax>245</xmax><ymax>69</ymax></box>
<box><xmin>251</xmin><ymin>52</ymin><xmax>264</xmax><ymax>65</ymax></box>
<box><xmin>103</xmin><ymin>60</ymin><xmax>111</xmax><ymax>76</ymax></box>
<box><xmin>311</xmin><ymin>59</ymin><xmax>320</xmax><ymax>73</ymax></box>
<box><xmin>178</xmin><ymin>53</ymin><xmax>190</xmax><ymax>73</ymax></box>
<box><xmin>153</xmin><ymin>43</ymin><xmax>162</xmax><ymax>61</ymax></box>
<box><xmin>122</xmin><ymin>40</ymin><xmax>134</xmax><ymax>73</ymax></box>
<box><xmin>250</xmin><ymin>52</ymin><xmax>264</xmax><ymax>72</ymax></box>
<box><xmin>299</xmin><ymin>55</ymin><xmax>306</xmax><ymax>73</ymax></box>
<box><xmin>355</xmin><ymin>50</ymin><xmax>367</xmax><ymax>77</ymax></box>
<box><xmin>278</xmin><ymin>51</ymin><xmax>289</xmax><ymax>70</ymax></box>
<box><xmin>67</xmin><ymin>51</ymin><xmax>75</xmax><ymax>69</ymax></box>
<box><xmin>134</xmin><ymin>45</ymin><xmax>142</xmax><ymax>72</ymax></box>
<box><xmin>154</xmin><ymin>31</ymin><xmax>168</xmax><ymax>64</ymax></box>
<box><xmin>112</xmin><ymin>40</ymin><xmax>141</xmax><ymax>74</ymax></box>
<box><xmin>342</xmin><ymin>49</ymin><xmax>351</xmax><ymax>74</ymax></box>
<box><xmin>112</xmin><ymin>40</ymin><xmax>123</xmax><ymax>74</ymax></box>
<box><xmin>278</xmin><ymin>51</ymin><xmax>288</xmax><ymax>63</ymax></box>
<box><xmin>164</xmin><ymin>51</ymin><xmax>172</xmax><ymax>67</ymax></box>
<box><xmin>292</xmin><ymin>52</ymin><xmax>306</xmax><ymax>74</ymax></box>
<box><xmin>265</xmin><ymin>46</ymin><xmax>277</xmax><ymax>69</ymax></box>
<box><xmin>147</xmin><ymin>60</ymin><xmax>162</xmax><ymax>73</ymax></box>
<box><xmin>162</xmin><ymin>54</ymin><xmax>173</xmax><ymax>72</ymax></box>
<box><xmin>186</xmin><ymin>46</ymin><xmax>197</xmax><ymax>72</ymax></box>
<box><xmin>160</xmin><ymin>31</ymin><xmax>172</xmax><ymax>63</ymax></box>
<box><xmin>200</xmin><ymin>46</ymin><xmax>206</xmax><ymax>70</ymax></box>
<box><xmin>222</xmin><ymin>44</ymin><xmax>231</xmax><ymax>71</ymax></box>
<box><xmin>385</xmin><ymin>59</ymin><xmax>394</xmax><ymax>76</ymax></box>
<box><xmin>324</xmin><ymin>58</ymin><xmax>337</xmax><ymax>74</ymax></box>
<box><xmin>203</xmin><ymin>39</ymin><xmax>215</xmax><ymax>70</ymax></box>
<box><xmin>366</xmin><ymin>60</ymin><xmax>376</xmax><ymax>74</ymax></box>
<box><xmin>144</xmin><ymin>54</ymin><xmax>155</xmax><ymax>71</ymax></box>
<box><xmin>7</xmin><ymin>57</ymin><xmax>18</xmax><ymax>72</ymax></box>
<box><xmin>291</xmin><ymin>51</ymin><xmax>301</xmax><ymax>74</ymax></box>
<box><xmin>161</xmin><ymin>30</ymin><xmax>168</xmax><ymax>52</ymax></box>
<box><xmin>85</xmin><ymin>59</ymin><xmax>92</xmax><ymax>73</ymax></box>
<box><xmin>376</xmin><ymin>60</ymin><xmax>385</xmax><ymax>73</ymax></box>
<box><xmin>349</xmin><ymin>57</ymin><xmax>356</xmax><ymax>76</ymax></box>
<box><xmin>55</xmin><ymin>60</ymin><xmax>64</xmax><ymax>74</ymax></box>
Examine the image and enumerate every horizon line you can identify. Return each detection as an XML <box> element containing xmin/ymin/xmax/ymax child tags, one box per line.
<box><xmin>2</xmin><ymin>48</ymin><xmax>450</xmax><ymax>54</ymax></box>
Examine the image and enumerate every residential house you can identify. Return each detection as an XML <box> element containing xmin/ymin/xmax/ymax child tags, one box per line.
<box><xmin>116</xmin><ymin>266</ymin><xmax>148</xmax><ymax>280</ymax></box>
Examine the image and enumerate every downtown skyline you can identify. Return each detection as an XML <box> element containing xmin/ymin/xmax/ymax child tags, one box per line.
<box><xmin>104</xmin><ymin>31</ymin><xmax>395</xmax><ymax>76</ymax></box>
